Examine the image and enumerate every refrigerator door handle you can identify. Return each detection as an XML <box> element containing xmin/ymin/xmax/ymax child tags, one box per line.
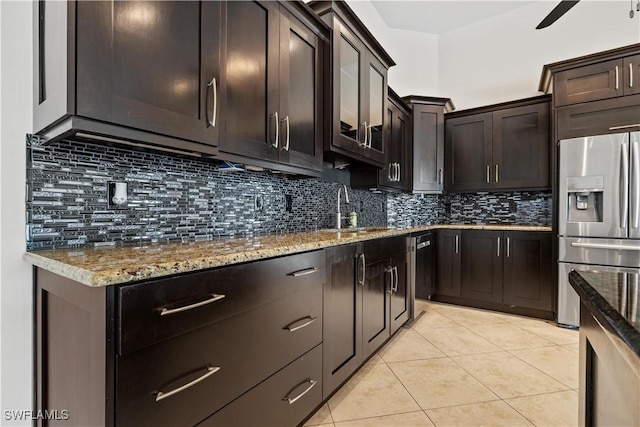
<box><xmin>621</xmin><ymin>142</ymin><xmax>629</xmax><ymax>229</ymax></box>
<box><xmin>570</xmin><ymin>242</ymin><xmax>640</xmax><ymax>251</ymax></box>
<box><xmin>632</xmin><ymin>141</ymin><xmax>639</xmax><ymax>229</ymax></box>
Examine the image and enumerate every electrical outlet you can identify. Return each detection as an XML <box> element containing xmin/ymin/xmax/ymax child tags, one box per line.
<box><xmin>255</xmin><ymin>194</ymin><xmax>264</xmax><ymax>211</ymax></box>
<box><xmin>108</xmin><ymin>181</ymin><xmax>128</xmax><ymax>209</ymax></box>
<box><xmin>285</xmin><ymin>194</ymin><xmax>293</xmax><ymax>212</ymax></box>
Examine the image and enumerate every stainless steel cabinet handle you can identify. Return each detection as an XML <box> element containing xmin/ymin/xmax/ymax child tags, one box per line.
<box><xmin>386</xmin><ymin>267</ymin><xmax>394</xmax><ymax>294</ymax></box>
<box><xmin>621</xmin><ymin>142</ymin><xmax>629</xmax><ymax>229</ymax></box>
<box><xmin>368</xmin><ymin>125</ymin><xmax>373</xmax><ymax>148</ymax></box>
<box><xmin>282</xmin><ymin>115</ymin><xmax>290</xmax><ymax>151</ymax></box>
<box><xmin>393</xmin><ymin>266</ymin><xmax>399</xmax><ymax>292</ymax></box>
<box><xmin>284</xmin><ymin>316</ymin><xmax>317</xmax><ymax>332</ymax></box>
<box><xmin>570</xmin><ymin>242</ymin><xmax>640</xmax><ymax>251</ymax></box>
<box><xmin>159</xmin><ymin>294</ymin><xmax>225</xmax><ymax>316</ymax></box>
<box><xmin>615</xmin><ymin>65</ymin><xmax>619</xmax><ymax>90</ymax></box>
<box><xmin>362</xmin><ymin>122</ymin><xmax>368</xmax><ymax>147</ymax></box>
<box><xmin>271</xmin><ymin>112</ymin><xmax>279</xmax><ymax>149</ymax></box>
<box><xmin>632</xmin><ymin>141</ymin><xmax>639</xmax><ymax>228</ymax></box>
<box><xmin>358</xmin><ymin>253</ymin><xmax>366</xmax><ymax>286</ymax></box>
<box><xmin>506</xmin><ymin>237</ymin><xmax>510</xmax><ymax>258</ymax></box>
<box><xmin>155</xmin><ymin>366</ymin><xmax>220</xmax><ymax>402</ymax></box>
<box><xmin>455</xmin><ymin>234</ymin><xmax>459</xmax><ymax>254</ymax></box>
<box><xmin>630</xmin><ymin>63</ymin><xmax>634</xmax><ymax>88</ymax></box>
<box><xmin>207</xmin><ymin>77</ymin><xmax>217</xmax><ymax>127</ymax></box>
<box><xmin>290</xmin><ymin>267</ymin><xmax>319</xmax><ymax>277</ymax></box>
<box><xmin>438</xmin><ymin>168</ymin><xmax>443</xmax><ymax>185</ymax></box>
<box><xmin>282</xmin><ymin>379</ymin><xmax>318</xmax><ymax>405</ymax></box>
<box><xmin>497</xmin><ymin>237</ymin><xmax>501</xmax><ymax>257</ymax></box>
<box><xmin>396</xmin><ymin>163</ymin><xmax>401</xmax><ymax>182</ymax></box>
<box><xmin>486</xmin><ymin>165</ymin><xmax>490</xmax><ymax>184</ymax></box>
<box><xmin>609</xmin><ymin>124</ymin><xmax>640</xmax><ymax>131</ymax></box>
<box><xmin>388</xmin><ymin>163</ymin><xmax>393</xmax><ymax>181</ymax></box>
<box><xmin>495</xmin><ymin>164</ymin><xmax>499</xmax><ymax>183</ymax></box>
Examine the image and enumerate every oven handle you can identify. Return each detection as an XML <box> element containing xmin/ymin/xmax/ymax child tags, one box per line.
<box><xmin>570</xmin><ymin>242</ymin><xmax>640</xmax><ymax>251</ymax></box>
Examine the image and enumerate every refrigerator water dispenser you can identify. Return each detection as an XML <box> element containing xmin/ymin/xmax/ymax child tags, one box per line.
<box><xmin>566</xmin><ymin>176</ymin><xmax>604</xmax><ymax>223</ymax></box>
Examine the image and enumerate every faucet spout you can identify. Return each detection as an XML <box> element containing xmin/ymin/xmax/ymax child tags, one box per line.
<box><xmin>336</xmin><ymin>184</ymin><xmax>350</xmax><ymax>229</ymax></box>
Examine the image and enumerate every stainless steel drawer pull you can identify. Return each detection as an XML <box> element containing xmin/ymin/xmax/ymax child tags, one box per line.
<box><xmin>570</xmin><ymin>242</ymin><xmax>640</xmax><ymax>251</ymax></box>
<box><xmin>486</xmin><ymin>165</ymin><xmax>490</xmax><ymax>184</ymax></box>
<box><xmin>506</xmin><ymin>237</ymin><xmax>510</xmax><ymax>258</ymax></box>
<box><xmin>393</xmin><ymin>266</ymin><xmax>399</xmax><ymax>292</ymax></box>
<box><xmin>358</xmin><ymin>253</ymin><xmax>366</xmax><ymax>287</ymax></box>
<box><xmin>497</xmin><ymin>237</ymin><xmax>501</xmax><ymax>257</ymax></box>
<box><xmin>386</xmin><ymin>267</ymin><xmax>394</xmax><ymax>294</ymax></box>
<box><xmin>290</xmin><ymin>267</ymin><xmax>319</xmax><ymax>277</ymax></box>
<box><xmin>630</xmin><ymin>63</ymin><xmax>634</xmax><ymax>88</ymax></box>
<box><xmin>609</xmin><ymin>124</ymin><xmax>640</xmax><ymax>131</ymax></box>
<box><xmin>271</xmin><ymin>112</ymin><xmax>279</xmax><ymax>149</ymax></box>
<box><xmin>455</xmin><ymin>235</ymin><xmax>459</xmax><ymax>254</ymax></box>
<box><xmin>282</xmin><ymin>115</ymin><xmax>290</xmax><ymax>151</ymax></box>
<box><xmin>283</xmin><ymin>378</ymin><xmax>318</xmax><ymax>405</ymax></box>
<box><xmin>159</xmin><ymin>294</ymin><xmax>225</xmax><ymax>316</ymax></box>
<box><xmin>284</xmin><ymin>316</ymin><xmax>317</xmax><ymax>332</ymax></box>
<box><xmin>155</xmin><ymin>366</ymin><xmax>220</xmax><ymax>402</ymax></box>
<box><xmin>615</xmin><ymin>65</ymin><xmax>619</xmax><ymax>90</ymax></box>
<box><xmin>495</xmin><ymin>164</ymin><xmax>499</xmax><ymax>183</ymax></box>
<box><xmin>416</xmin><ymin>241</ymin><xmax>431</xmax><ymax>250</ymax></box>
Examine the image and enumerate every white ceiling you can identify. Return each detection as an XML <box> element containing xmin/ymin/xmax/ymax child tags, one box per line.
<box><xmin>369</xmin><ymin>0</ymin><xmax>543</xmax><ymax>34</ymax></box>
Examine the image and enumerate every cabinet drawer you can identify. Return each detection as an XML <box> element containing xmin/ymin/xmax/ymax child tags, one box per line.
<box><xmin>116</xmin><ymin>281</ymin><xmax>322</xmax><ymax>427</ymax></box>
<box><xmin>363</xmin><ymin>235</ymin><xmax>408</xmax><ymax>261</ymax></box>
<box><xmin>199</xmin><ymin>344</ymin><xmax>323</xmax><ymax>427</ymax></box>
<box><xmin>118</xmin><ymin>250</ymin><xmax>326</xmax><ymax>354</ymax></box>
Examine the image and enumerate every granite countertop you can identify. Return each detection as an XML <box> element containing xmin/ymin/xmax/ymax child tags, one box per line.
<box><xmin>25</xmin><ymin>224</ymin><xmax>551</xmax><ymax>287</ymax></box>
<box><xmin>569</xmin><ymin>270</ymin><xmax>640</xmax><ymax>357</ymax></box>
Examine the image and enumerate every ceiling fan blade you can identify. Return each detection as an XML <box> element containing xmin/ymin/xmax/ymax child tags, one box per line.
<box><xmin>536</xmin><ymin>0</ymin><xmax>580</xmax><ymax>29</ymax></box>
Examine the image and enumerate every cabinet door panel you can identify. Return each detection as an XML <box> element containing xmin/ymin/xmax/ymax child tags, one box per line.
<box><xmin>445</xmin><ymin>113</ymin><xmax>492</xmax><ymax>192</ymax></box>
<box><xmin>413</xmin><ymin>106</ymin><xmax>444</xmax><ymax>192</ymax></box>
<box><xmin>390</xmin><ymin>252</ymin><xmax>410</xmax><ymax>334</ymax></box>
<box><xmin>279</xmin><ymin>9</ymin><xmax>322</xmax><ymax>171</ymax></box>
<box><xmin>493</xmin><ymin>102</ymin><xmax>550</xmax><ymax>190</ymax></box>
<box><xmin>362</xmin><ymin>257</ymin><xmax>390</xmax><ymax>358</ymax></box>
<box><xmin>503</xmin><ymin>232</ymin><xmax>552</xmax><ymax>311</ymax></box>
<box><xmin>76</xmin><ymin>1</ymin><xmax>218</xmax><ymax>145</ymax></box>
<box><xmin>219</xmin><ymin>0</ymin><xmax>279</xmax><ymax>161</ymax></box>
<box><xmin>323</xmin><ymin>244</ymin><xmax>362</xmax><ymax>399</ymax></box>
<box><xmin>461</xmin><ymin>231</ymin><xmax>502</xmax><ymax>303</ymax></box>
<box><xmin>554</xmin><ymin>58</ymin><xmax>623</xmax><ymax>107</ymax></box>
<box><xmin>435</xmin><ymin>230</ymin><xmax>461</xmax><ymax>297</ymax></box>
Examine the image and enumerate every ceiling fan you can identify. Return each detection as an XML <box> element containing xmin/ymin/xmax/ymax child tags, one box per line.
<box><xmin>536</xmin><ymin>0</ymin><xmax>580</xmax><ymax>29</ymax></box>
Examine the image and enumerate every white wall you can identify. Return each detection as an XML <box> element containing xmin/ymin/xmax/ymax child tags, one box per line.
<box><xmin>0</xmin><ymin>1</ymin><xmax>33</xmax><ymax>426</ymax></box>
<box><xmin>346</xmin><ymin>0</ymin><xmax>440</xmax><ymax>97</ymax></box>
<box><xmin>439</xmin><ymin>0</ymin><xmax>640</xmax><ymax>110</ymax></box>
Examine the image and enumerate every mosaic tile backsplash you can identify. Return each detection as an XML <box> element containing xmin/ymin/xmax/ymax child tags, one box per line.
<box><xmin>26</xmin><ymin>136</ymin><xmax>551</xmax><ymax>250</ymax></box>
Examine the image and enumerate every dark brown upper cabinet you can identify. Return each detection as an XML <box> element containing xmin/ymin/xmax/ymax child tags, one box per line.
<box><xmin>217</xmin><ymin>1</ymin><xmax>327</xmax><ymax>175</ymax></box>
<box><xmin>540</xmin><ymin>44</ymin><xmax>640</xmax><ymax>139</ymax></box>
<box><xmin>34</xmin><ymin>1</ymin><xmax>327</xmax><ymax>176</ymax></box>
<box><xmin>404</xmin><ymin>95</ymin><xmax>454</xmax><ymax>193</ymax></box>
<box><xmin>552</xmin><ymin>53</ymin><xmax>640</xmax><ymax>107</ymax></box>
<box><xmin>309</xmin><ymin>1</ymin><xmax>395</xmax><ymax>168</ymax></box>
<box><xmin>445</xmin><ymin>96</ymin><xmax>550</xmax><ymax>193</ymax></box>
<box><xmin>34</xmin><ymin>0</ymin><xmax>222</xmax><ymax>155</ymax></box>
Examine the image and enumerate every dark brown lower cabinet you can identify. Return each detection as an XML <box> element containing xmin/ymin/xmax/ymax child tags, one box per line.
<box><xmin>35</xmin><ymin>250</ymin><xmax>326</xmax><ymax>427</ymax></box>
<box><xmin>434</xmin><ymin>229</ymin><xmax>553</xmax><ymax>319</ymax></box>
<box><xmin>323</xmin><ymin>236</ymin><xmax>410</xmax><ymax>399</ymax></box>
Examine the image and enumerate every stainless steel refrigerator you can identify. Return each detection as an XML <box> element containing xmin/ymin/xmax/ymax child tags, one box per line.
<box><xmin>558</xmin><ymin>131</ymin><xmax>640</xmax><ymax>328</ymax></box>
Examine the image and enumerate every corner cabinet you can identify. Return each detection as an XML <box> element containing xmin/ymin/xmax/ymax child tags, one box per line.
<box><xmin>217</xmin><ymin>1</ymin><xmax>327</xmax><ymax>174</ymax></box>
<box><xmin>445</xmin><ymin>96</ymin><xmax>551</xmax><ymax>192</ymax></box>
<box><xmin>434</xmin><ymin>229</ymin><xmax>553</xmax><ymax>319</ymax></box>
<box><xmin>309</xmin><ymin>1</ymin><xmax>395</xmax><ymax>168</ymax></box>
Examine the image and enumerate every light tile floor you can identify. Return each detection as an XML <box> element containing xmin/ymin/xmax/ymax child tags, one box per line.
<box><xmin>305</xmin><ymin>300</ymin><xmax>579</xmax><ymax>427</ymax></box>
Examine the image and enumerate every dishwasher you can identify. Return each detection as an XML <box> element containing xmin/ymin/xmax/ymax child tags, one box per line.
<box><xmin>414</xmin><ymin>232</ymin><xmax>434</xmax><ymax>300</ymax></box>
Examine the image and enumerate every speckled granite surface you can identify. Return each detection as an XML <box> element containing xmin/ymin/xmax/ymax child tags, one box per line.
<box><xmin>569</xmin><ymin>270</ymin><xmax>640</xmax><ymax>357</ymax></box>
<box><xmin>25</xmin><ymin>224</ymin><xmax>551</xmax><ymax>287</ymax></box>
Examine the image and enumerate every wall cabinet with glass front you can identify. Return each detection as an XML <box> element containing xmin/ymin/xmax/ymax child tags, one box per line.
<box><xmin>309</xmin><ymin>1</ymin><xmax>395</xmax><ymax>168</ymax></box>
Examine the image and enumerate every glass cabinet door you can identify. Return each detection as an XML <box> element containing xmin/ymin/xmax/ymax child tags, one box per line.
<box><xmin>339</xmin><ymin>36</ymin><xmax>361</xmax><ymax>143</ymax></box>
